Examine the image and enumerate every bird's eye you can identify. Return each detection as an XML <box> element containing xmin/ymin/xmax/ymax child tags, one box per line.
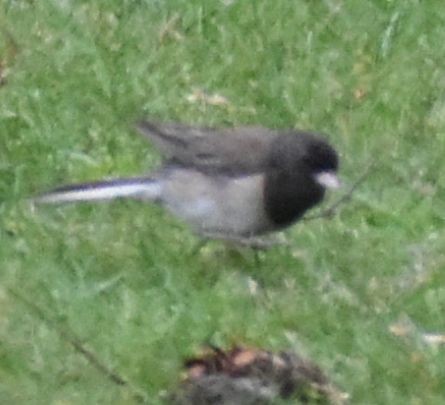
<box><xmin>305</xmin><ymin>143</ymin><xmax>339</xmax><ymax>172</ymax></box>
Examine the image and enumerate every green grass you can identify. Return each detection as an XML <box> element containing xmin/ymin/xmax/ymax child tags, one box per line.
<box><xmin>1</xmin><ymin>1</ymin><xmax>445</xmax><ymax>403</ymax></box>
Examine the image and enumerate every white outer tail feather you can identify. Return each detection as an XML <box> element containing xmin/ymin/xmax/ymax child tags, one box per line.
<box><xmin>34</xmin><ymin>179</ymin><xmax>162</xmax><ymax>204</ymax></box>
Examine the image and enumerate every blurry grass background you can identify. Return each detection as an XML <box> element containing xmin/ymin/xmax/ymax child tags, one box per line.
<box><xmin>1</xmin><ymin>0</ymin><xmax>445</xmax><ymax>403</ymax></box>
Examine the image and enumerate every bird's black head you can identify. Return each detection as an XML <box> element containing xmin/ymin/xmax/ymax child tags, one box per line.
<box><xmin>264</xmin><ymin>131</ymin><xmax>339</xmax><ymax>227</ymax></box>
<box><xmin>302</xmin><ymin>135</ymin><xmax>339</xmax><ymax>174</ymax></box>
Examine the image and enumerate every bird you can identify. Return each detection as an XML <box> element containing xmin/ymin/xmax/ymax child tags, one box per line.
<box><xmin>34</xmin><ymin>121</ymin><xmax>340</xmax><ymax>245</ymax></box>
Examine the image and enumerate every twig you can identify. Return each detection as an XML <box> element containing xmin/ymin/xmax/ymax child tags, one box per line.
<box><xmin>303</xmin><ymin>161</ymin><xmax>376</xmax><ymax>221</ymax></box>
<box><xmin>158</xmin><ymin>14</ymin><xmax>182</xmax><ymax>43</ymax></box>
<box><xmin>202</xmin><ymin>232</ymin><xmax>286</xmax><ymax>250</ymax></box>
<box><xmin>7</xmin><ymin>288</ymin><xmax>149</xmax><ymax>403</ymax></box>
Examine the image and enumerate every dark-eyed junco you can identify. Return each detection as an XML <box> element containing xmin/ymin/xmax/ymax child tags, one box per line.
<box><xmin>34</xmin><ymin>121</ymin><xmax>340</xmax><ymax>243</ymax></box>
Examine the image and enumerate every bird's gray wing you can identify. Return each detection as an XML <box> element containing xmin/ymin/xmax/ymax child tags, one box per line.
<box><xmin>136</xmin><ymin>121</ymin><xmax>277</xmax><ymax>175</ymax></box>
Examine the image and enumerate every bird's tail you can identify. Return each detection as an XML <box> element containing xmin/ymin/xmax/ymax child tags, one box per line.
<box><xmin>33</xmin><ymin>177</ymin><xmax>162</xmax><ymax>204</ymax></box>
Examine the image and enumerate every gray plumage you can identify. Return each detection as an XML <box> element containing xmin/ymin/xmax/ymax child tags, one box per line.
<box><xmin>34</xmin><ymin>121</ymin><xmax>340</xmax><ymax>240</ymax></box>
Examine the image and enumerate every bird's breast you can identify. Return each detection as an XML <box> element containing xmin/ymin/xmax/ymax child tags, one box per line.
<box><xmin>158</xmin><ymin>169</ymin><xmax>274</xmax><ymax>236</ymax></box>
<box><xmin>263</xmin><ymin>169</ymin><xmax>325</xmax><ymax>227</ymax></box>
